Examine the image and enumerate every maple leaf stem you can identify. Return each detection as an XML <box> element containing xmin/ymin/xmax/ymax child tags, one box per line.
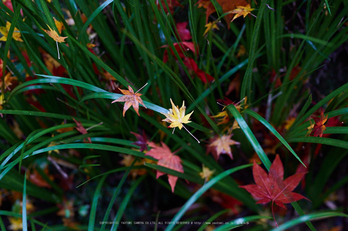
<box><xmin>47</xmin><ymin>156</ymin><xmax>68</xmax><ymax>179</ymax></box>
<box><xmin>266</xmin><ymin>4</ymin><xmax>275</xmax><ymax>11</ymax></box>
<box><xmin>216</xmin><ymin>102</ymin><xmax>225</xmax><ymax>107</ymax></box>
<box><xmin>136</xmin><ymin>82</ymin><xmax>148</xmax><ymax>93</ymax></box>
<box><xmin>56</xmin><ymin>40</ymin><xmax>60</xmax><ymax>59</ymax></box>
<box><xmin>272</xmin><ymin>200</ymin><xmax>278</xmax><ymax>227</ymax></box>
<box><xmin>86</xmin><ymin>122</ymin><xmax>103</xmax><ymax>131</ymax></box>
<box><xmin>182</xmin><ymin>125</ymin><xmax>200</xmax><ymax>143</ymax></box>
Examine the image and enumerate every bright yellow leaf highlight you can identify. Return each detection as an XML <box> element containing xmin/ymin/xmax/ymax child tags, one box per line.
<box><xmin>0</xmin><ymin>94</ymin><xmax>5</xmax><ymax>110</ymax></box>
<box><xmin>230</xmin><ymin>4</ymin><xmax>254</xmax><ymax>22</ymax></box>
<box><xmin>8</xmin><ymin>217</ymin><xmax>22</xmax><ymax>231</ymax></box>
<box><xmin>0</xmin><ymin>21</ymin><xmax>23</xmax><ymax>42</ymax></box>
<box><xmin>199</xmin><ymin>165</ymin><xmax>215</xmax><ymax>181</ymax></box>
<box><xmin>203</xmin><ymin>21</ymin><xmax>219</xmax><ymax>36</ymax></box>
<box><xmin>43</xmin><ymin>25</ymin><xmax>67</xmax><ymax>43</ymax></box>
<box><xmin>162</xmin><ymin>99</ymin><xmax>193</xmax><ymax>130</ymax></box>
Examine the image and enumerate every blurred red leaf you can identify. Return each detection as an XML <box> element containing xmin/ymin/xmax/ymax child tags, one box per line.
<box><xmin>176</xmin><ymin>22</ymin><xmax>191</xmax><ymax>41</ymax></box>
<box><xmin>131</xmin><ymin>131</ymin><xmax>148</xmax><ymax>152</ymax></box>
<box><xmin>307</xmin><ymin>109</ymin><xmax>328</xmax><ymax>137</ymax></box>
<box><xmin>183</xmin><ymin>57</ymin><xmax>214</xmax><ymax>83</ymax></box>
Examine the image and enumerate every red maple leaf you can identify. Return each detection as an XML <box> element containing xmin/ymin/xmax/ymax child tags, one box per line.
<box><xmin>145</xmin><ymin>142</ymin><xmax>183</xmax><ymax>192</ymax></box>
<box><xmin>239</xmin><ymin>155</ymin><xmax>309</xmax><ymax>226</ymax></box>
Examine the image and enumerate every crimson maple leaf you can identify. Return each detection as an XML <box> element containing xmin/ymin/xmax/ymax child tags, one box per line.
<box><xmin>112</xmin><ymin>85</ymin><xmax>147</xmax><ymax>116</ymax></box>
<box><xmin>145</xmin><ymin>142</ymin><xmax>183</xmax><ymax>192</ymax></box>
<box><xmin>239</xmin><ymin>155</ymin><xmax>309</xmax><ymax>226</ymax></box>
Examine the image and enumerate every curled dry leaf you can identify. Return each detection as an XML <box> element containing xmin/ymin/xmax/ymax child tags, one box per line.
<box><xmin>72</xmin><ymin>118</ymin><xmax>91</xmax><ymax>143</ymax></box>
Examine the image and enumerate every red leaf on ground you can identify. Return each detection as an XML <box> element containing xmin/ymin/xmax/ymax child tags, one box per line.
<box><xmin>240</xmin><ymin>155</ymin><xmax>309</xmax><ymax>226</ymax></box>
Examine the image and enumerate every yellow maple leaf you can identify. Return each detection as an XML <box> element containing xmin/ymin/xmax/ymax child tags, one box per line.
<box><xmin>203</xmin><ymin>21</ymin><xmax>219</xmax><ymax>36</ymax></box>
<box><xmin>162</xmin><ymin>98</ymin><xmax>193</xmax><ymax>130</ymax></box>
<box><xmin>199</xmin><ymin>165</ymin><xmax>215</xmax><ymax>181</ymax></box>
<box><xmin>162</xmin><ymin>99</ymin><xmax>200</xmax><ymax>143</ymax></box>
<box><xmin>0</xmin><ymin>72</ymin><xmax>17</xmax><ymax>90</ymax></box>
<box><xmin>43</xmin><ymin>25</ymin><xmax>67</xmax><ymax>43</ymax></box>
<box><xmin>230</xmin><ymin>4</ymin><xmax>254</xmax><ymax>22</ymax></box>
<box><xmin>0</xmin><ymin>21</ymin><xmax>23</xmax><ymax>42</ymax></box>
<box><xmin>8</xmin><ymin>217</ymin><xmax>22</xmax><ymax>231</ymax></box>
<box><xmin>112</xmin><ymin>85</ymin><xmax>147</xmax><ymax>116</ymax></box>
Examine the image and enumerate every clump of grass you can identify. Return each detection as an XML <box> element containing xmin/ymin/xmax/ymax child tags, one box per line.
<box><xmin>0</xmin><ymin>0</ymin><xmax>348</xmax><ymax>230</ymax></box>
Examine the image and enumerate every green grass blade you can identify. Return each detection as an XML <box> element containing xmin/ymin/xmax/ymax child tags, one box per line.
<box><xmin>240</xmin><ymin>0</ymin><xmax>268</xmax><ymax>101</ymax></box>
<box><xmin>88</xmin><ymin>174</ymin><xmax>107</xmax><ymax>231</ymax></box>
<box><xmin>215</xmin><ymin>215</ymin><xmax>272</xmax><ymax>231</ymax></box>
<box><xmin>271</xmin><ymin>212</ymin><xmax>348</xmax><ymax>231</ymax></box>
<box><xmin>244</xmin><ymin>109</ymin><xmax>305</xmax><ymax>167</ymax></box>
<box><xmin>226</xmin><ymin>104</ymin><xmax>271</xmax><ymax>169</ymax></box>
<box><xmin>197</xmin><ymin>209</ymin><xmax>230</xmax><ymax>231</ymax></box>
<box><xmin>110</xmin><ymin>175</ymin><xmax>145</xmax><ymax>231</ymax></box>
<box><xmin>78</xmin><ymin>0</ymin><xmax>113</xmax><ymax>42</ymax></box>
<box><xmin>22</xmin><ymin>173</ymin><xmax>28</xmax><ymax>231</ymax></box>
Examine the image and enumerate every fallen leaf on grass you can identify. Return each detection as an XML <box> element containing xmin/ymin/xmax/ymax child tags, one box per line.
<box><xmin>112</xmin><ymin>85</ymin><xmax>147</xmax><ymax>116</ymax></box>
<box><xmin>240</xmin><ymin>154</ymin><xmax>309</xmax><ymax>226</ymax></box>
<box><xmin>146</xmin><ymin>142</ymin><xmax>183</xmax><ymax>192</ymax></box>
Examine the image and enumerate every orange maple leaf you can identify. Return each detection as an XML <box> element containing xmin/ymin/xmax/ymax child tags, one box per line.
<box><xmin>230</xmin><ymin>4</ymin><xmax>254</xmax><ymax>21</ymax></box>
<box><xmin>112</xmin><ymin>85</ymin><xmax>147</xmax><ymax>116</ymax></box>
<box><xmin>43</xmin><ymin>25</ymin><xmax>67</xmax><ymax>43</ymax></box>
<box><xmin>197</xmin><ymin>0</ymin><xmax>248</xmax><ymax>28</ymax></box>
<box><xmin>145</xmin><ymin>142</ymin><xmax>183</xmax><ymax>192</ymax></box>
<box><xmin>207</xmin><ymin>134</ymin><xmax>240</xmax><ymax>160</ymax></box>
